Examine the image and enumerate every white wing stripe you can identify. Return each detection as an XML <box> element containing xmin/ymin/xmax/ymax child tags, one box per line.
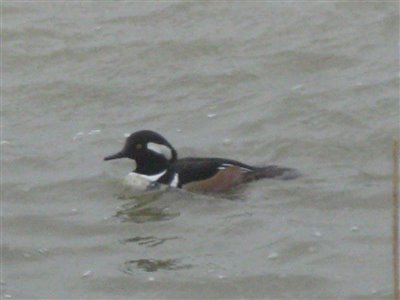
<box><xmin>218</xmin><ymin>163</ymin><xmax>252</xmax><ymax>172</ymax></box>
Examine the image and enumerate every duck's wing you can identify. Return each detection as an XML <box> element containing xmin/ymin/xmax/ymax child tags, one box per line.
<box><xmin>173</xmin><ymin>157</ymin><xmax>300</xmax><ymax>192</ymax></box>
<box><xmin>172</xmin><ymin>157</ymin><xmax>255</xmax><ymax>191</ymax></box>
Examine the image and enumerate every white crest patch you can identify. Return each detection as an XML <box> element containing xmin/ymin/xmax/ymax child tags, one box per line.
<box><xmin>147</xmin><ymin>142</ymin><xmax>172</xmax><ymax>160</ymax></box>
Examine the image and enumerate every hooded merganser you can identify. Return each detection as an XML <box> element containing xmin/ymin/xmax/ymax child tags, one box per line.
<box><xmin>104</xmin><ymin>130</ymin><xmax>299</xmax><ymax>193</ymax></box>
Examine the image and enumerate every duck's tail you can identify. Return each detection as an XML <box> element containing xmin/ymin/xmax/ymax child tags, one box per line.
<box><xmin>243</xmin><ymin>165</ymin><xmax>301</xmax><ymax>182</ymax></box>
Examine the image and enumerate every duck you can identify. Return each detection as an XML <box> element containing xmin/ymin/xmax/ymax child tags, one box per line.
<box><xmin>104</xmin><ymin>130</ymin><xmax>299</xmax><ymax>193</ymax></box>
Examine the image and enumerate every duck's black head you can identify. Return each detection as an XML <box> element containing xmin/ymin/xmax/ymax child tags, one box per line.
<box><xmin>104</xmin><ymin>130</ymin><xmax>177</xmax><ymax>175</ymax></box>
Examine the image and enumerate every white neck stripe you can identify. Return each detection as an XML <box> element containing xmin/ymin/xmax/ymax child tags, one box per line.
<box><xmin>170</xmin><ymin>173</ymin><xmax>179</xmax><ymax>187</ymax></box>
<box><xmin>132</xmin><ymin>170</ymin><xmax>167</xmax><ymax>182</ymax></box>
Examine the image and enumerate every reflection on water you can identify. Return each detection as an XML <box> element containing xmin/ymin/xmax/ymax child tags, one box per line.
<box><xmin>122</xmin><ymin>258</ymin><xmax>193</xmax><ymax>273</ymax></box>
<box><xmin>116</xmin><ymin>185</ymin><xmax>166</xmax><ymax>201</ymax></box>
<box><xmin>115</xmin><ymin>201</ymin><xmax>180</xmax><ymax>223</ymax></box>
<box><xmin>120</xmin><ymin>236</ymin><xmax>180</xmax><ymax>247</ymax></box>
<box><xmin>114</xmin><ymin>189</ymin><xmax>180</xmax><ymax>223</ymax></box>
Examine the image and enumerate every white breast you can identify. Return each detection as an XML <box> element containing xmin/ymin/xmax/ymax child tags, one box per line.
<box><xmin>123</xmin><ymin>171</ymin><xmax>166</xmax><ymax>190</ymax></box>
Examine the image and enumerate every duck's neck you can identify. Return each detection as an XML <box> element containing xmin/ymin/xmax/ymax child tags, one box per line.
<box><xmin>134</xmin><ymin>155</ymin><xmax>171</xmax><ymax>175</ymax></box>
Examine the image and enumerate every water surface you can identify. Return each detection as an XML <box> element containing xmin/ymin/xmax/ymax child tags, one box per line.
<box><xmin>2</xmin><ymin>2</ymin><xmax>399</xmax><ymax>299</ymax></box>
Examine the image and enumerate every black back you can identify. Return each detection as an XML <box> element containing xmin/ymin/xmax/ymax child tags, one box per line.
<box><xmin>171</xmin><ymin>157</ymin><xmax>256</xmax><ymax>186</ymax></box>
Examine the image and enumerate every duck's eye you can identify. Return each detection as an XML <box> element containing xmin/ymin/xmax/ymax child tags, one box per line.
<box><xmin>136</xmin><ymin>144</ymin><xmax>143</xmax><ymax>150</ymax></box>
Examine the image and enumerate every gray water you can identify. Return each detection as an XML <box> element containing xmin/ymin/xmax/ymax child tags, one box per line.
<box><xmin>2</xmin><ymin>2</ymin><xmax>399</xmax><ymax>299</ymax></box>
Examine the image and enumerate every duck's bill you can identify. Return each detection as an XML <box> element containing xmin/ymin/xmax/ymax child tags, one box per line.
<box><xmin>104</xmin><ymin>151</ymin><xmax>126</xmax><ymax>161</ymax></box>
